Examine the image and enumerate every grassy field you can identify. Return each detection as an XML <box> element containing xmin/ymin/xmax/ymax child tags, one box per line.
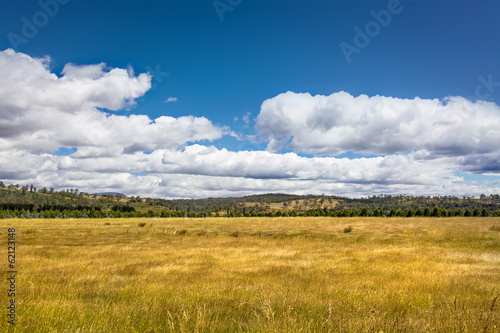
<box><xmin>1</xmin><ymin>217</ymin><xmax>500</xmax><ymax>332</ymax></box>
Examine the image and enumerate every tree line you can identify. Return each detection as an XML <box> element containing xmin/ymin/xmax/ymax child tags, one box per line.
<box><xmin>1</xmin><ymin>181</ymin><xmax>499</xmax><ymax>219</ymax></box>
<box><xmin>1</xmin><ymin>206</ymin><xmax>498</xmax><ymax>219</ymax></box>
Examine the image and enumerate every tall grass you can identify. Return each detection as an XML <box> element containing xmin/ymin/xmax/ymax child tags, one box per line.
<box><xmin>1</xmin><ymin>217</ymin><xmax>499</xmax><ymax>332</ymax></box>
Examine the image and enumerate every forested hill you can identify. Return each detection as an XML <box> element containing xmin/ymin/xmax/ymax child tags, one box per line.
<box><xmin>0</xmin><ymin>186</ymin><xmax>132</xmax><ymax>214</ymax></box>
<box><xmin>143</xmin><ymin>193</ymin><xmax>500</xmax><ymax>212</ymax></box>
<box><xmin>1</xmin><ymin>181</ymin><xmax>500</xmax><ymax>218</ymax></box>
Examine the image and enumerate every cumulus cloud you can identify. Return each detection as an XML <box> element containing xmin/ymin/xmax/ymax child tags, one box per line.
<box><xmin>0</xmin><ymin>50</ymin><xmax>150</xmax><ymax>113</ymax></box>
<box><xmin>0</xmin><ymin>49</ymin><xmax>224</xmax><ymax>154</ymax></box>
<box><xmin>0</xmin><ymin>49</ymin><xmax>498</xmax><ymax>197</ymax></box>
<box><xmin>165</xmin><ymin>97</ymin><xmax>178</xmax><ymax>103</ymax></box>
<box><xmin>0</xmin><ymin>146</ymin><xmax>497</xmax><ymax>198</ymax></box>
<box><xmin>160</xmin><ymin>145</ymin><xmax>447</xmax><ymax>183</ymax></box>
<box><xmin>457</xmin><ymin>153</ymin><xmax>500</xmax><ymax>174</ymax></box>
<box><xmin>255</xmin><ymin>92</ymin><xmax>500</xmax><ymax>167</ymax></box>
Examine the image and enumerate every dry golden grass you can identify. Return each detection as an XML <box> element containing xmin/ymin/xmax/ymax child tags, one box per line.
<box><xmin>1</xmin><ymin>217</ymin><xmax>500</xmax><ymax>332</ymax></box>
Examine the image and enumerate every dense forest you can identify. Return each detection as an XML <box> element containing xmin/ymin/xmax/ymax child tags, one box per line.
<box><xmin>1</xmin><ymin>181</ymin><xmax>499</xmax><ymax>219</ymax></box>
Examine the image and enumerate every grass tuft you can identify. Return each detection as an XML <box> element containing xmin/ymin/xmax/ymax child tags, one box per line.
<box><xmin>175</xmin><ymin>228</ymin><xmax>187</xmax><ymax>235</ymax></box>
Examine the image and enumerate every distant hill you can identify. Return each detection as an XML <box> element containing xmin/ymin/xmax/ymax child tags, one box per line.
<box><xmin>1</xmin><ymin>182</ymin><xmax>500</xmax><ymax>218</ymax></box>
<box><xmin>134</xmin><ymin>193</ymin><xmax>500</xmax><ymax>214</ymax></box>
<box><xmin>94</xmin><ymin>192</ymin><xmax>128</xmax><ymax>198</ymax></box>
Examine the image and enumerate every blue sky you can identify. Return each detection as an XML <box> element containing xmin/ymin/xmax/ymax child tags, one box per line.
<box><xmin>1</xmin><ymin>0</ymin><xmax>499</xmax><ymax>198</ymax></box>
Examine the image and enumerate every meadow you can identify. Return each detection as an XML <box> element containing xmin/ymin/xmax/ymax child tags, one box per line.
<box><xmin>1</xmin><ymin>217</ymin><xmax>500</xmax><ymax>332</ymax></box>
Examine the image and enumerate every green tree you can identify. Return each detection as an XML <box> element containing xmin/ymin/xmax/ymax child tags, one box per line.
<box><xmin>415</xmin><ymin>207</ymin><xmax>424</xmax><ymax>216</ymax></box>
<box><xmin>424</xmin><ymin>207</ymin><xmax>432</xmax><ymax>217</ymax></box>
<box><xmin>360</xmin><ymin>207</ymin><xmax>369</xmax><ymax>217</ymax></box>
<box><xmin>432</xmin><ymin>206</ymin><xmax>442</xmax><ymax>217</ymax></box>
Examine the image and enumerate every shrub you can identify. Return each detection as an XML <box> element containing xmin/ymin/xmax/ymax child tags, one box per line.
<box><xmin>343</xmin><ymin>226</ymin><xmax>352</xmax><ymax>233</ymax></box>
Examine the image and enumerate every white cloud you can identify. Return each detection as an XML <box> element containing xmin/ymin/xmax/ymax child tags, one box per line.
<box><xmin>0</xmin><ymin>49</ymin><xmax>224</xmax><ymax>155</ymax></box>
<box><xmin>255</xmin><ymin>92</ymin><xmax>500</xmax><ymax>172</ymax></box>
<box><xmin>165</xmin><ymin>97</ymin><xmax>178</xmax><ymax>103</ymax></box>
<box><xmin>0</xmin><ymin>146</ymin><xmax>497</xmax><ymax>198</ymax></box>
<box><xmin>243</xmin><ymin>112</ymin><xmax>252</xmax><ymax>125</ymax></box>
<box><xmin>0</xmin><ymin>50</ymin><xmax>498</xmax><ymax>198</ymax></box>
